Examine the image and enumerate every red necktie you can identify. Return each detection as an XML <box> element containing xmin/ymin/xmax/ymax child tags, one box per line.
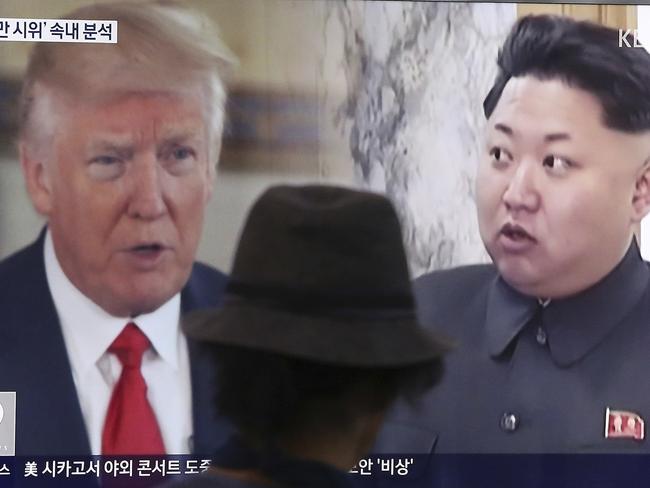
<box><xmin>101</xmin><ymin>323</ymin><xmax>166</xmax><ymax>455</ymax></box>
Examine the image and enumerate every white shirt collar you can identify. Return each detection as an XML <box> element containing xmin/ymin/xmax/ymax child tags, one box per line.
<box><xmin>44</xmin><ymin>229</ymin><xmax>182</xmax><ymax>379</ymax></box>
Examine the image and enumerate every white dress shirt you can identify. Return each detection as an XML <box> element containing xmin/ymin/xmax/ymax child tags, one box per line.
<box><xmin>44</xmin><ymin>230</ymin><xmax>193</xmax><ymax>455</ymax></box>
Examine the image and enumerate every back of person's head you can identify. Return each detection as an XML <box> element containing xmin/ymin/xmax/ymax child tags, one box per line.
<box><xmin>183</xmin><ymin>184</ymin><xmax>451</xmax><ymax>457</ymax></box>
<box><xmin>484</xmin><ymin>15</ymin><xmax>650</xmax><ymax>133</ymax></box>
<box><xmin>209</xmin><ymin>346</ymin><xmax>443</xmax><ymax>448</ymax></box>
<box><xmin>20</xmin><ymin>0</ymin><xmax>235</xmax><ymax>163</ymax></box>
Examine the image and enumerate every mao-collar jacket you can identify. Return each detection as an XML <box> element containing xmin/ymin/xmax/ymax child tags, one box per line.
<box><xmin>0</xmin><ymin>232</ymin><xmax>232</xmax><ymax>456</ymax></box>
<box><xmin>375</xmin><ymin>241</ymin><xmax>650</xmax><ymax>453</ymax></box>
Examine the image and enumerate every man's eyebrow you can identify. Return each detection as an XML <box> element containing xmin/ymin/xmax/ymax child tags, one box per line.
<box><xmin>493</xmin><ymin>123</ymin><xmax>571</xmax><ymax>143</ymax></box>
<box><xmin>159</xmin><ymin>133</ymin><xmax>201</xmax><ymax>144</ymax></box>
<box><xmin>494</xmin><ymin>123</ymin><xmax>513</xmax><ymax>136</ymax></box>
<box><xmin>87</xmin><ymin>139</ymin><xmax>134</xmax><ymax>154</ymax></box>
<box><xmin>544</xmin><ymin>132</ymin><xmax>571</xmax><ymax>142</ymax></box>
<box><xmin>157</xmin><ymin>126</ymin><xmax>204</xmax><ymax>142</ymax></box>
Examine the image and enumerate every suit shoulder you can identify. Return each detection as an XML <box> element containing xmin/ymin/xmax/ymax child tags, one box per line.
<box><xmin>415</xmin><ymin>263</ymin><xmax>496</xmax><ymax>295</ymax></box>
<box><xmin>183</xmin><ymin>262</ymin><xmax>229</xmax><ymax>309</ymax></box>
<box><xmin>191</xmin><ymin>261</ymin><xmax>228</xmax><ymax>285</ymax></box>
<box><xmin>414</xmin><ymin>264</ymin><xmax>494</xmax><ymax>332</ymax></box>
<box><xmin>0</xmin><ymin>240</ymin><xmax>43</xmax><ymax>293</ymax></box>
<box><xmin>0</xmin><ymin>242</ymin><xmax>38</xmax><ymax>273</ymax></box>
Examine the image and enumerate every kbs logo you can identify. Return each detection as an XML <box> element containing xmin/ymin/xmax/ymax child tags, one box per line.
<box><xmin>0</xmin><ymin>393</ymin><xmax>15</xmax><ymax>456</ymax></box>
<box><xmin>619</xmin><ymin>29</ymin><xmax>645</xmax><ymax>48</ymax></box>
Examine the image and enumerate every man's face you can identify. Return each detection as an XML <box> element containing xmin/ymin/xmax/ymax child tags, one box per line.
<box><xmin>28</xmin><ymin>93</ymin><xmax>215</xmax><ymax>317</ymax></box>
<box><xmin>477</xmin><ymin>76</ymin><xmax>650</xmax><ymax>298</ymax></box>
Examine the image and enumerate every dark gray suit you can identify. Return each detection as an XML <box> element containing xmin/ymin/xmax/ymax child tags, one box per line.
<box><xmin>376</xmin><ymin>242</ymin><xmax>650</xmax><ymax>453</ymax></box>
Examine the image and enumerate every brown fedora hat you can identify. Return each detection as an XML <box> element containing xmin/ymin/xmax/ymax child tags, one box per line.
<box><xmin>183</xmin><ymin>184</ymin><xmax>451</xmax><ymax>366</ymax></box>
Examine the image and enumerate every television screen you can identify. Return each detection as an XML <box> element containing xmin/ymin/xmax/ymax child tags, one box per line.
<box><xmin>0</xmin><ymin>1</ymin><xmax>648</xmax><ymax>487</ymax></box>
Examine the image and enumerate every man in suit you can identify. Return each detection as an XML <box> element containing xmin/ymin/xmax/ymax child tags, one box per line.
<box><xmin>0</xmin><ymin>1</ymin><xmax>235</xmax><ymax>456</ymax></box>
<box><xmin>379</xmin><ymin>15</ymin><xmax>650</xmax><ymax>453</ymax></box>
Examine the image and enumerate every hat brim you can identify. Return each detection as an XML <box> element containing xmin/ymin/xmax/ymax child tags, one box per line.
<box><xmin>183</xmin><ymin>302</ymin><xmax>453</xmax><ymax>367</ymax></box>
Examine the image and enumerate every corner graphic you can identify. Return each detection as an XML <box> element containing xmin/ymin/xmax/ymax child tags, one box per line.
<box><xmin>0</xmin><ymin>393</ymin><xmax>15</xmax><ymax>456</ymax></box>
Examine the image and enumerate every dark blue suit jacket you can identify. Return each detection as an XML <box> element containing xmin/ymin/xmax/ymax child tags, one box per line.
<box><xmin>0</xmin><ymin>233</ymin><xmax>232</xmax><ymax>456</ymax></box>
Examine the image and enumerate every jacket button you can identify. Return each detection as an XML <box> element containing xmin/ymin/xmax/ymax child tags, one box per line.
<box><xmin>536</xmin><ymin>327</ymin><xmax>547</xmax><ymax>346</ymax></box>
<box><xmin>500</xmin><ymin>412</ymin><xmax>519</xmax><ymax>432</ymax></box>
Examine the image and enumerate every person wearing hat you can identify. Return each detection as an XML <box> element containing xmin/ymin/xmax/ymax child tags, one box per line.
<box><xmin>170</xmin><ymin>184</ymin><xmax>450</xmax><ymax>487</ymax></box>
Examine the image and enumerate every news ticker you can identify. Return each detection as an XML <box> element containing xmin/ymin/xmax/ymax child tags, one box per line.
<box><xmin>0</xmin><ymin>456</ymin><xmax>419</xmax><ymax>486</ymax></box>
<box><xmin>2</xmin><ymin>455</ymin><xmax>650</xmax><ymax>487</ymax></box>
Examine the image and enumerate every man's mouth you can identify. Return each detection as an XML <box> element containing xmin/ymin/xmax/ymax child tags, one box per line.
<box><xmin>500</xmin><ymin>223</ymin><xmax>536</xmax><ymax>242</ymax></box>
<box><xmin>132</xmin><ymin>243</ymin><xmax>164</xmax><ymax>252</ymax></box>
<box><xmin>128</xmin><ymin>243</ymin><xmax>168</xmax><ymax>255</ymax></box>
<box><xmin>123</xmin><ymin>243</ymin><xmax>171</xmax><ymax>269</ymax></box>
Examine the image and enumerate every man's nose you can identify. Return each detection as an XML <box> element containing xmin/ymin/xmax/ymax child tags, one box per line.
<box><xmin>502</xmin><ymin>160</ymin><xmax>541</xmax><ymax>213</ymax></box>
<box><xmin>127</xmin><ymin>156</ymin><xmax>167</xmax><ymax>220</ymax></box>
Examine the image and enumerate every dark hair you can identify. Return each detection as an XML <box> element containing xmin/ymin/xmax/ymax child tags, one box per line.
<box><xmin>484</xmin><ymin>15</ymin><xmax>650</xmax><ymax>132</ymax></box>
<box><xmin>208</xmin><ymin>344</ymin><xmax>443</xmax><ymax>445</ymax></box>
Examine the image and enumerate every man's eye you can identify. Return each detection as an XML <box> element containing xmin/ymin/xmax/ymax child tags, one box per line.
<box><xmin>489</xmin><ymin>146</ymin><xmax>511</xmax><ymax>166</ymax></box>
<box><xmin>542</xmin><ymin>155</ymin><xmax>573</xmax><ymax>175</ymax></box>
<box><xmin>162</xmin><ymin>146</ymin><xmax>198</xmax><ymax>176</ymax></box>
<box><xmin>88</xmin><ymin>155</ymin><xmax>125</xmax><ymax>180</ymax></box>
<box><xmin>171</xmin><ymin>147</ymin><xmax>195</xmax><ymax>160</ymax></box>
<box><xmin>91</xmin><ymin>155</ymin><xmax>120</xmax><ymax>165</ymax></box>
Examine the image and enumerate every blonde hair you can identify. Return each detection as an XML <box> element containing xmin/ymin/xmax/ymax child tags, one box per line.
<box><xmin>20</xmin><ymin>0</ymin><xmax>236</xmax><ymax>166</ymax></box>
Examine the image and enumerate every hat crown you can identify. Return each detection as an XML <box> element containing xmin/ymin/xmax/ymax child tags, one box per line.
<box><xmin>228</xmin><ymin>185</ymin><xmax>413</xmax><ymax>309</ymax></box>
<box><xmin>184</xmin><ymin>184</ymin><xmax>451</xmax><ymax>366</ymax></box>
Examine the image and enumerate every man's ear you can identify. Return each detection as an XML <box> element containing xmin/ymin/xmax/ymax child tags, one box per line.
<box><xmin>20</xmin><ymin>141</ymin><xmax>53</xmax><ymax>216</ymax></box>
<box><xmin>205</xmin><ymin>140</ymin><xmax>221</xmax><ymax>203</ymax></box>
<box><xmin>204</xmin><ymin>161</ymin><xmax>217</xmax><ymax>204</ymax></box>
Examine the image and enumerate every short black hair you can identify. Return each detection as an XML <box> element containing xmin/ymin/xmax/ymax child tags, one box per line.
<box><xmin>208</xmin><ymin>345</ymin><xmax>443</xmax><ymax>446</ymax></box>
<box><xmin>484</xmin><ymin>15</ymin><xmax>650</xmax><ymax>132</ymax></box>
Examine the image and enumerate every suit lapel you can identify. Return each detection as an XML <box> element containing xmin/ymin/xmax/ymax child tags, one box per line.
<box><xmin>186</xmin><ymin>339</ymin><xmax>234</xmax><ymax>455</ymax></box>
<box><xmin>3</xmin><ymin>233</ymin><xmax>91</xmax><ymax>455</ymax></box>
<box><xmin>181</xmin><ymin>264</ymin><xmax>232</xmax><ymax>455</ymax></box>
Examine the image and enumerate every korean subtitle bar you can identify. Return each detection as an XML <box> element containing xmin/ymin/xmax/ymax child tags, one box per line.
<box><xmin>0</xmin><ymin>18</ymin><xmax>117</xmax><ymax>43</ymax></box>
<box><xmin>21</xmin><ymin>458</ymin><xmax>212</xmax><ymax>479</ymax></box>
